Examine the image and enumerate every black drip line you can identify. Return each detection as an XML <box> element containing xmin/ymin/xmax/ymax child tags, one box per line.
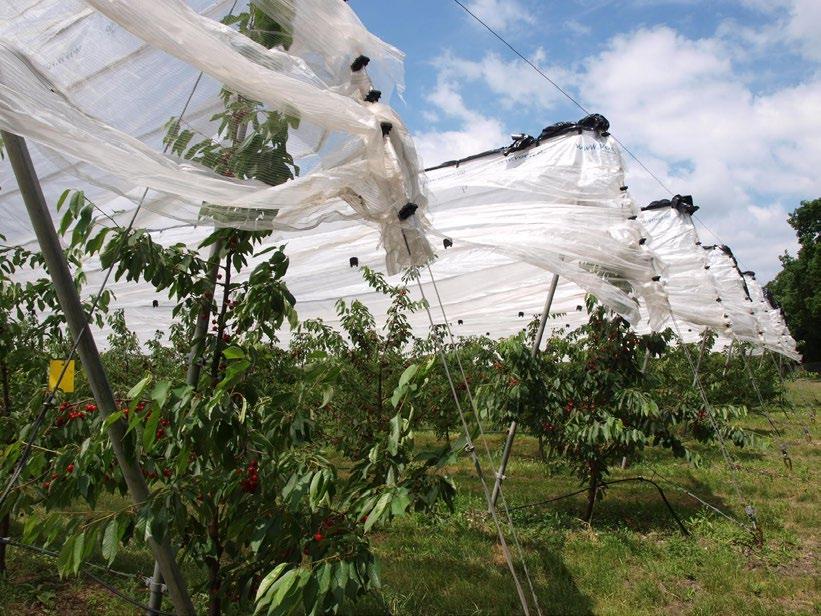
<box><xmin>0</xmin><ymin>537</ymin><xmax>175</xmax><ymax>616</ymax></box>
<box><xmin>507</xmin><ymin>476</ymin><xmax>691</xmax><ymax>536</ymax></box>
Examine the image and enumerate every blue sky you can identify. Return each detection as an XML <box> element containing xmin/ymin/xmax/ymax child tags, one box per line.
<box><xmin>350</xmin><ymin>0</ymin><xmax>821</xmax><ymax>282</ymax></box>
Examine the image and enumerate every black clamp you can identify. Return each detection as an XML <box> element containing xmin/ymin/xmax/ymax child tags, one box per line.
<box><xmin>364</xmin><ymin>89</ymin><xmax>382</xmax><ymax>103</ymax></box>
<box><xmin>350</xmin><ymin>55</ymin><xmax>370</xmax><ymax>72</ymax></box>
<box><xmin>443</xmin><ymin>238</ymin><xmax>453</xmax><ymax>249</ymax></box>
<box><xmin>380</xmin><ymin>122</ymin><xmax>393</xmax><ymax>136</ymax></box>
<box><xmin>397</xmin><ymin>202</ymin><xmax>418</xmax><ymax>220</ymax></box>
<box><xmin>152</xmin><ymin>299</ymin><xmax>159</xmax><ymax>308</ymax></box>
<box><xmin>457</xmin><ymin>319</ymin><xmax>463</xmax><ymax>325</ymax></box>
<box><xmin>518</xmin><ymin>311</ymin><xmax>524</xmax><ymax>317</ymax></box>
<box><xmin>349</xmin><ymin>256</ymin><xmax>359</xmax><ymax>268</ymax></box>
<box><xmin>651</xmin><ymin>275</ymin><xmax>661</xmax><ymax>282</ymax></box>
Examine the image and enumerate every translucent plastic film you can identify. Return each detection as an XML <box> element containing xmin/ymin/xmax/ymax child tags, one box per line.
<box><xmin>638</xmin><ymin>205</ymin><xmax>729</xmax><ymax>333</ymax></box>
<box><xmin>423</xmin><ymin>129</ymin><xmax>669</xmax><ymax>326</ymax></box>
<box><xmin>742</xmin><ymin>273</ymin><xmax>800</xmax><ymax>361</ymax></box>
<box><xmin>0</xmin><ymin>0</ymin><xmax>432</xmax><ymax>272</ymax></box>
<box><xmin>253</xmin><ymin>0</ymin><xmax>406</xmax><ymax>101</ymax></box>
<box><xmin>703</xmin><ymin>246</ymin><xmax>759</xmax><ymax>343</ymax></box>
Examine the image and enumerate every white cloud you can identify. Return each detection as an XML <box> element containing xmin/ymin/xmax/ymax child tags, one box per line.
<box><xmin>417</xmin><ymin>20</ymin><xmax>820</xmax><ymax>279</ymax></box>
<box><xmin>785</xmin><ymin>0</ymin><xmax>821</xmax><ymax>61</ymax></box>
<box><xmin>564</xmin><ymin>19</ymin><xmax>592</xmax><ymax>36</ymax></box>
<box><xmin>578</xmin><ymin>25</ymin><xmax>819</xmax><ymax>279</ymax></box>
<box><xmin>464</xmin><ymin>0</ymin><xmax>534</xmax><ymax>32</ymax></box>
<box><xmin>413</xmin><ymin>67</ymin><xmax>508</xmax><ymax>167</ymax></box>
<box><xmin>442</xmin><ymin>49</ymin><xmax>573</xmax><ymax>110</ymax></box>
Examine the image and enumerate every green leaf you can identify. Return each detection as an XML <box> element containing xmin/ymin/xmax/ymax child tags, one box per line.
<box><xmin>143</xmin><ymin>406</ymin><xmax>162</xmax><ymax>452</ymax></box>
<box><xmin>72</xmin><ymin>532</ymin><xmax>85</xmax><ymax>575</ymax></box>
<box><xmin>150</xmin><ymin>380</ymin><xmax>171</xmax><ymax>408</ymax></box>
<box><xmin>364</xmin><ymin>492</ymin><xmax>392</xmax><ymax>532</ymax></box>
<box><xmin>222</xmin><ymin>346</ymin><xmax>245</xmax><ymax>360</ymax></box>
<box><xmin>102</xmin><ymin>518</ymin><xmax>120</xmax><ymax>565</ymax></box>
<box><xmin>388</xmin><ymin>413</ymin><xmax>401</xmax><ymax>456</ymax></box>
<box><xmin>127</xmin><ymin>376</ymin><xmax>152</xmax><ymax>402</ymax></box>
<box><xmin>256</xmin><ymin>562</ymin><xmax>289</xmax><ymax>605</ymax></box>
<box><xmin>57</xmin><ymin>535</ymin><xmax>75</xmax><ymax>577</ymax></box>
<box><xmin>398</xmin><ymin>364</ymin><xmax>418</xmax><ymax>389</ymax></box>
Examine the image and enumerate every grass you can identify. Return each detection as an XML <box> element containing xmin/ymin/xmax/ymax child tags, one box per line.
<box><xmin>1</xmin><ymin>379</ymin><xmax>819</xmax><ymax>615</ymax></box>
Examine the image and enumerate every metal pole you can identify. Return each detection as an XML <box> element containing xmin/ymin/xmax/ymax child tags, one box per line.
<box><xmin>692</xmin><ymin>334</ymin><xmax>709</xmax><ymax>388</ymax></box>
<box><xmin>2</xmin><ymin>131</ymin><xmax>195</xmax><ymax>616</ymax></box>
<box><xmin>490</xmin><ymin>273</ymin><xmax>559</xmax><ymax>509</ymax></box>
<box><xmin>722</xmin><ymin>341</ymin><xmax>734</xmax><ymax>377</ymax></box>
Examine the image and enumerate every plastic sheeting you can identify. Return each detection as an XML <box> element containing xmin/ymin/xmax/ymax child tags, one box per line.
<box><xmin>703</xmin><ymin>245</ymin><xmax>760</xmax><ymax>344</ymax></box>
<box><xmin>0</xmin><ymin>0</ymin><xmax>432</xmax><ymax>273</ymax></box>
<box><xmin>0</xmin><ymin>0</ymin><xmax>799</xmax><ymax>359</ymax></box>
<box><xmin>742</xmin><ymin>273</ymin><xmax>800</xmax><ymax>361</ymax></box>
<box><xmin>638</xmin><ymin>201</ymin><xmax>730</xmax><ymax>334</ymax></box>
<box><xmin>422</xmin><ymin>127</ymin><xmax>669</xmax><ymax>328</ymax></box>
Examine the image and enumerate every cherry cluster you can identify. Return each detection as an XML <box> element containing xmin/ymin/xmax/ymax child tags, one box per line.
<box><xmin>54</xmin><ymin>401</ymin><xmax>97</xmax><ymax>426</ymax></box>
<box><xmin>240</xmin><ymin>459</ymin><xmax>259</xmax><ymax>493</ymax></box>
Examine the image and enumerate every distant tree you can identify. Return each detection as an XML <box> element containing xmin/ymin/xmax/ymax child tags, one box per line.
<box><xmin>766</xmin><ymin>198</ymin><xmax>820</xmax><ymax>363</ymax></box>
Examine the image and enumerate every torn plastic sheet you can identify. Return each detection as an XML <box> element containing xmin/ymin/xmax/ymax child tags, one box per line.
<box><xmin>0</xmin><ymin>0</ymin><xmax>432</xmax><ymax>272</ymax></box>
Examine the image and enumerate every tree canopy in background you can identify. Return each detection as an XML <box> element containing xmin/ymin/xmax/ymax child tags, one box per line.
<box><xmin>766</xmin><ymin>198</ymin><xmax>821</xmax><ymax>363</ymax></box>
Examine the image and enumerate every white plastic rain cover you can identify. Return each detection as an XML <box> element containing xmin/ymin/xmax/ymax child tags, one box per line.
<box><xmin>638</xmin><ymin>200</ymin><xmax>729</xmax><ymax>334</ymax></box>
<box><xmin>703</xmin><ymin>246</ymin><xmax>759</xmax><ymax>343</ymax></box>
<box><xmin>0</xmin><ymin>0</ymin><xmax>431</xmax><ymax>273</ymax></box>
<box><xmin>742</xmin><ymin>273</ymin><xmax>800</xmax><ymax>361</ymax></box>
<box><xmin>422</xmin><ymin>126</ymin><xmax>670</xmax><ymax>328</ymax></box>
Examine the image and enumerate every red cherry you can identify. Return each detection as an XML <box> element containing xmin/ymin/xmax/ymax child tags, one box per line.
<box><xmin>85</xmin><ymin>403</ymin><xmax>96</xmax><ymax>412</ymax></box>
<box><xmin>163</xmin><ymin>468</ymin><xmax>172</xmax><ymax>478</ymax></box>
<box><xmin>66</xmin><ymin>464</ymin><xmax>74</xmax><ymax>474</ymax></box>
<box><xmin>313</xmin><ymin>533</ymin><xmax>324</xmax><ymax>542</ymax></box>
<box><xmin>42</xmin><ymin>482</ymin><xmax>51</xmax><ymax>490</ymax></box>
<box><xmin>156</xmin><ymin>428</ymin><xmax>165</xmax><ymax>439</ymax></box>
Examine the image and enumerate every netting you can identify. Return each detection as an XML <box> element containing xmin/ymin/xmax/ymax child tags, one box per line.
<box><xmin>0</xmin><ymin>0</ymin><xmax>800</xmax><ymax>362</ymax></box>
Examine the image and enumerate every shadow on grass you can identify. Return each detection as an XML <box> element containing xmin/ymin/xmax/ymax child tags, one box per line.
<box><xmin>507</xmin><ymin>470</ymin><xmax>744</xmax><ymax>536</ymax></box>
<box><xmin>355</xmin><ymin>523</ymin><xmax>594</xmax><ymax>616</ymax></box>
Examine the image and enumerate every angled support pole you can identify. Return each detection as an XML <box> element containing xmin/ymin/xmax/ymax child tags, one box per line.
<box><xmin>2</xmin><ymin>131</ymin><xmax>196</xmax><ymax>616</ymax></box>
<box><xmin>692</xmin><ymin>333</ymin><xmax>709</xmax><ymax>388</ymax></box>
<box><xmin>490</xmin><ymin>273</ymin><xmax>559</xmax><ymax>510</ymax></box>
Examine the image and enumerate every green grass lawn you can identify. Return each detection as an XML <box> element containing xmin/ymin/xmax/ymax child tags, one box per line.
<box><xmin>2</xmin><ymin>380</ymin><xmax>819</xmax><ymax>615</ymax></box>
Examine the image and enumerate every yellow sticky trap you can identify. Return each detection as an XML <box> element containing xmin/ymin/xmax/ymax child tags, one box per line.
<box><xmin>48</xmin><ymin>359</ymin><xmax>75</xmax><ymax>393</ymax></box>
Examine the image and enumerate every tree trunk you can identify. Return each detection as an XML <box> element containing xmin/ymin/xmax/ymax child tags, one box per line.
<box><xmin>210</xmin><ymin>253</ymin><xmax>233</xmax><ymax>387</ymax></box>
<box><xmin>0</xmin><ymin>358</ymin><xmax>11</xmax><ymax>573</ymax></box>
<box><xmin>206</xmin><ymin>514</ymin><xmax>223</xmax><ymax>616</ymax></box>
<box><xmin>584</xmin><ymin>467</ymin><xmax>599</xmax><ymax>524</ymax></box>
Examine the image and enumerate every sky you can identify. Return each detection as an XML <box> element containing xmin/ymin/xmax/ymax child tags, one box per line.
<box><xmin>350</xmin><ymin>0</ymin><xmax>821</xmax><ymax>282</ymax></box>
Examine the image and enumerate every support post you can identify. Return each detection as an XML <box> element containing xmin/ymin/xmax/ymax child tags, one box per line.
<box><xmin>2</xmin><ymin>131</ymin><xmax>195</xmax><ymax>616</ymax></box>
<box><xmin>722</xmin><ymin>341</ymin><xmax>734</xmax><ymax>377</ymax></box>
<box><xmin>692</xmin><ymin>334</ymin><xmax>709</xmax><ymax>388</ymax></box>
<box><xmin>490</xmin><ymin>273</ymin><xmax>559</xmax><ymax>509</ymax></box>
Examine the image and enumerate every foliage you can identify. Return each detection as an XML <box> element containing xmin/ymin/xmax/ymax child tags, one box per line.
<box><xmin>478</xmin><ymin>298</ymin><xmax>755</xmax><ymax>521</ymax></box>
<box><xmin>766</xmin><ymin>197</ymin><xmax>820</xmax><ymax>362</ymax></box>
